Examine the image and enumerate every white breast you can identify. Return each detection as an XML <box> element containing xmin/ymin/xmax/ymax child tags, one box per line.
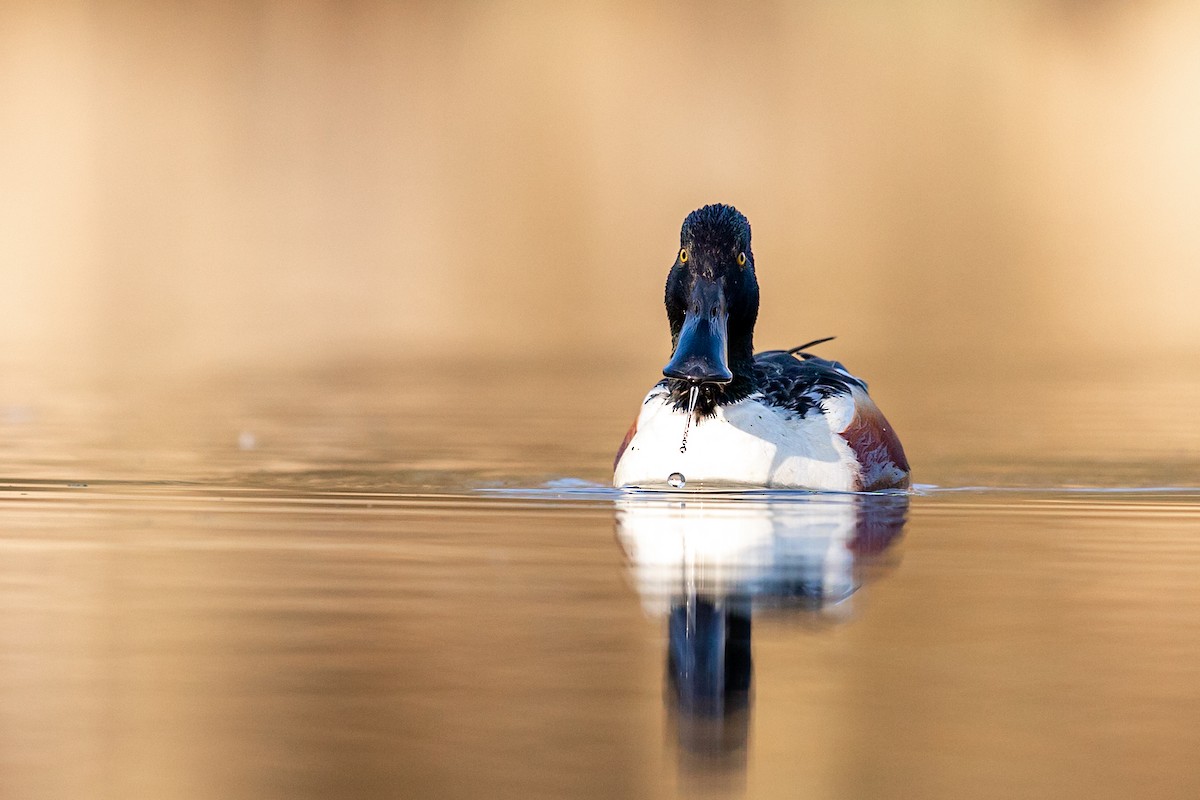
<box><xmin>613</xmin><ymin>387</ymin><xmax>861</xmax><ymax>491</ymax></box>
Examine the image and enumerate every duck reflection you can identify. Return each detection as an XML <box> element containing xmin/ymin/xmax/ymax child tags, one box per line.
<box><xmin>616</xmin><ymin>492</ymin><xmax>907</xmax><ymax>769</ymax></box>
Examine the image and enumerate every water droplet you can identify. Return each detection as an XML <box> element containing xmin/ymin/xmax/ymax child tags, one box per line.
<box><xmin>679</xmin><ymin>384</ymin><xmax>700</xmax><ymax>453</ymax></box>
<box><xmin>667</xmin><ymin>472</ymin><xmax>686</xmax><ymax>489</ymax></box>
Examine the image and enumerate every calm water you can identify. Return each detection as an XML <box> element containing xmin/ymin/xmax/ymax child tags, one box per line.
<box><xmin>3</xmin><ymin>356</ymin><xmax>1200</xmax><ymax>799</ymax></box>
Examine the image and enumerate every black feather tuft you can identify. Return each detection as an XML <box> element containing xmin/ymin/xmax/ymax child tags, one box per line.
<box><xmin>681</xmin><ymin>204</ymin><xmax>751</xmax><ymax>253</ymax></box>
<box><xmin>786</xmin><ymin>336</ymin><xmax>837</xmax><ymax>359</ymax></box>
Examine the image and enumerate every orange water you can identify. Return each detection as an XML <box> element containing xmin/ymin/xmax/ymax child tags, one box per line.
<box><xmin>3</xmin><ymin>357</ymin><xmax>1199</xmax><ymax>799</ymax></box>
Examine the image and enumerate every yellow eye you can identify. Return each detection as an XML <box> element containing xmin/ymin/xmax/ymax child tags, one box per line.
<box><xmin>679</xmin><ymin>248</ymin><xmax>688</xmax><ymax>263</ymax></box>
<box><xmin>737</xmin><ymin>252</ymin><xmax>747</xmax><ymax>267</ymax></box>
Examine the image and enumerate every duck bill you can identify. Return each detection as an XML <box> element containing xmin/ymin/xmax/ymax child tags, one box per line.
<box><xmin>663</xmin><ymin>280</ymin><xmax>732</xmax><ymax>385</ymax></box>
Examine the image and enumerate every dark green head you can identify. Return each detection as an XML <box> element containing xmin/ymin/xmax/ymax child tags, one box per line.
<box><xmin>663</xmin><ymin>204</ymin><xmax>760</xmax><ymax>402</ymax></box>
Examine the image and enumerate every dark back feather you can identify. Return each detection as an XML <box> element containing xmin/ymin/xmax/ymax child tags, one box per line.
<box><xmin>751</xmin><ymin>350</ymin><xmax>867</xmax><ymax>417</ymax></box>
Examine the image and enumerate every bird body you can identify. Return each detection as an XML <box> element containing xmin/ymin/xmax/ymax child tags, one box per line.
<box><xmin>613</xmin><ymin>204</ymin><xmax>909</xmax><ymax>492</ymax></box>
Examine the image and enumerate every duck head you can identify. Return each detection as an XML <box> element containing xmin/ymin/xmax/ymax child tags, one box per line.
<box><xmin>663</xmin><ymin>204</ymin><xmax>759</xmax><ymax>404</ymax></box>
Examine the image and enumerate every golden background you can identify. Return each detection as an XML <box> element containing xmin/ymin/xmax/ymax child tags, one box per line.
<box><xmin>4</xmin><ymin>1</ymin><xmax>1198</xmax><ymax>380</ymax></box>
<box><xmin>3</xmin><ymin>7</ymin><xmax>1200</xmax><ymax>799</ymax></box>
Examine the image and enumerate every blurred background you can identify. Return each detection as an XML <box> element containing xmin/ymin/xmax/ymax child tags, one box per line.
<box><xmin>4</xmin><ymin>0</ymin><xmax>1199</xmax><ymax>383</ymax></box>
<box><xmin>4</xmin><ymin>7</ymin><xmax>1200</xmax><ymax>799</ymax></box>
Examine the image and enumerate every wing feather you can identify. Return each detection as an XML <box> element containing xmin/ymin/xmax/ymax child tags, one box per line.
<box><xmin>839</xmin><ymin>389</ymin><xmax>910</xmax><ymax>491</ymax></box>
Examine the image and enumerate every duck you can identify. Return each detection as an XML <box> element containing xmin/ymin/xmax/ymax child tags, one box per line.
<box><xmin>613</xmin><ymin>203</ymin><xmax>910</xmax><ymax>492</ymax></box>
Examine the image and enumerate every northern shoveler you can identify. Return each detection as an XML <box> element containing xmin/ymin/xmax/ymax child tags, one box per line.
<box><xmin>613</xmin><ymin>204</ymin><xmax>910</xmax><ymax>491</ymax></box>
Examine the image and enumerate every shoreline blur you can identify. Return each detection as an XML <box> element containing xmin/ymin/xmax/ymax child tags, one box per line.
<box><xmin>4</xmin><ymin>1</ymin><xmax>1199</xmax><ymax>379</ymax></box>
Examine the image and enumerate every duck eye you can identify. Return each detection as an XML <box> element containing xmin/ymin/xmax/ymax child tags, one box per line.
<box><xmin>737</xmin><ymin>252</ymin><xmax>747</xmax><ymax>267</ymax></box>
<box><xmin>679</xmin><ymin>248</ymin><xmax>688</xmax><ymax>264</ymax></box>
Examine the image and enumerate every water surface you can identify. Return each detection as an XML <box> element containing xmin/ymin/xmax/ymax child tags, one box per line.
<box><xmin>2</xmin><ymin>357</ymin><xmax>1199</xmax><ymax>799</ymax></box>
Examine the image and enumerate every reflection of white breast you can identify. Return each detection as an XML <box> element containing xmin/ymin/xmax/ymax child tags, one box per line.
<box><xmin>615</xmin><ymin>495</ymin><xmax>859</xmax><ymax>616</ymax></box>
<box><xmin>613</xmin><ymin>388</ymin><xmax>860</xmax><ymax>491</ymax></box>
